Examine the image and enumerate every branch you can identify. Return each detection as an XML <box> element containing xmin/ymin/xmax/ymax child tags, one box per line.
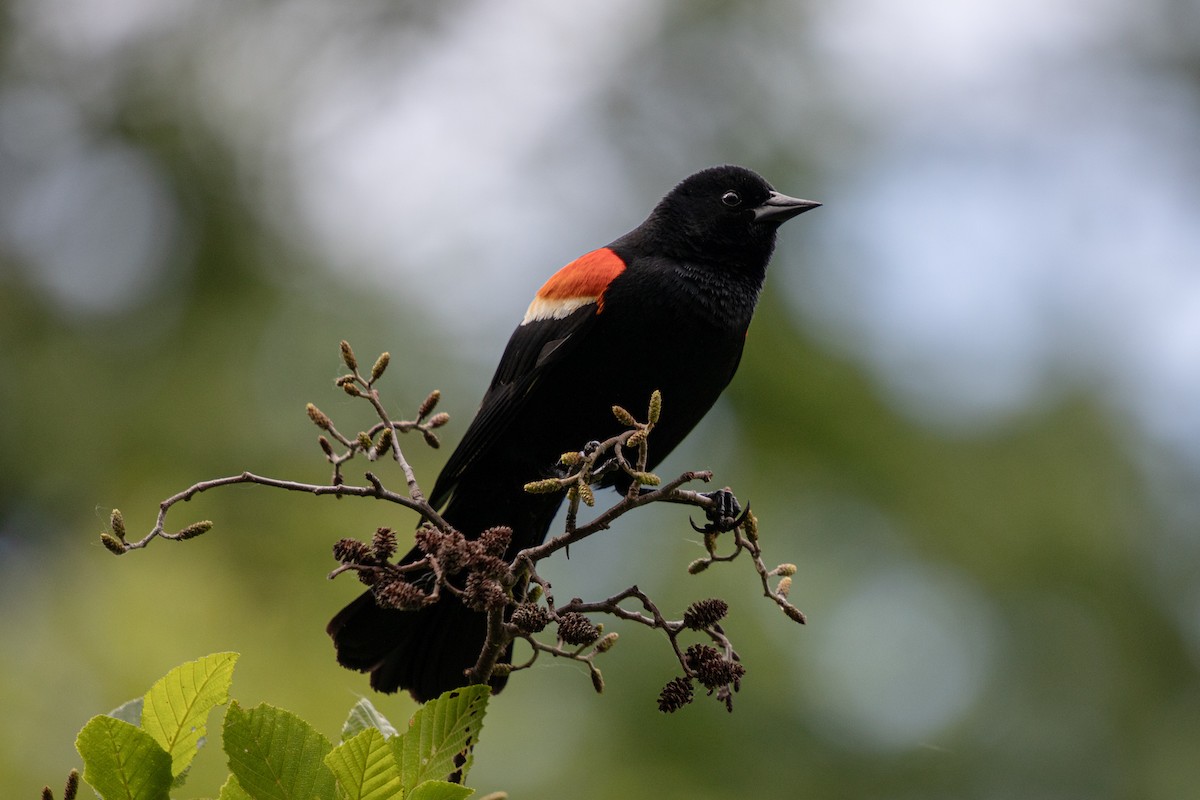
<box><xmin>101</xmin><ymin>340</ymin><xmax>806</xmax><ymax>713</ymax></box>
<box><xmin>518</xmin><ymin>468</ymin><xmax>714</xmax><ymax>563</ymax></box>
<box><xmin>114</xmin><ymin>472</ymin><xmax>424</xmax><ymax>552</ymax></box>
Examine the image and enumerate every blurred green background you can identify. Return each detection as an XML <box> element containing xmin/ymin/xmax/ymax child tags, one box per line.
<box><xmin>3</xmin><ymin>1</ymin><xmax>1200</xmax><ymax>797</ymax></box>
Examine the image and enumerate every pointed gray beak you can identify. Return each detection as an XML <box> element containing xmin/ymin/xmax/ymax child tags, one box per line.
<box><xmin>754</xmin><ymin>191</ymin><xmax>822</xmax><ymax>223</ymax></box>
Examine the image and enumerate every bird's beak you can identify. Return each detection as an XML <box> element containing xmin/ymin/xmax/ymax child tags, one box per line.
<box><xmin>754</xmin><ymin>191</ymin><xmax>822</xmax><ymax>223</ymax></box>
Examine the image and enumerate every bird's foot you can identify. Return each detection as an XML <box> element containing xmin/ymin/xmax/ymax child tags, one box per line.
<box><xmin>690</xmin><ymin>488</ymin><xmax>748</xmax><ymax>535</ymax></box>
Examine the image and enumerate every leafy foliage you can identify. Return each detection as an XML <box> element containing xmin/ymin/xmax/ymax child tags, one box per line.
<box><xmin>64</xmin><ymin>655</ymin><xmax>493</xmax><ymax>800</ymax></box>
<box><xmin>324</xmin><ymin>728</ymin><xmax>401</xmax><ymax>800</ymax></box>
<box><xmin>223</xmin><ymin>702</ymin><xmax>336</xmax><ymax>800</ymax></box>
<box><xmin>75</xmin><ymin>716</ymin><xmax>172</xmax><ymax>800</ymax></box>
<box><xmin>341</xmin><ymin>698</ymin><xmax>400</xmax><ymax>742</ymax></box>
<box><xmin>394</xmin><ymin>687</ymin><xmax>489</xmax><ymax>790</ymax></box>
<box><xmin>143</xmin><ymin>652</ymin><xmax>238</xmax><ymax>777</ymax></box>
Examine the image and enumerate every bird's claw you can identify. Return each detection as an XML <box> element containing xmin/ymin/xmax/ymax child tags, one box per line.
<box><xmin>689</xmin><ymin>488</ymin><xmax>748</xmax><ymax>534</ymax></box>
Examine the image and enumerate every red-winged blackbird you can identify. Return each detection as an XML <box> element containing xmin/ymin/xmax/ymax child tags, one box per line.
<box><xmin>328</xmin><ymin>165</ymin><xmax>819</xmax><ymax>702</ymax></box>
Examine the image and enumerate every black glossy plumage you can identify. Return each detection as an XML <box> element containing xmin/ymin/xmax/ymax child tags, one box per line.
<box><xmin>327</xmin><ymin>165</ymin><xmax>818</xmax><ymax>701</ymax></box>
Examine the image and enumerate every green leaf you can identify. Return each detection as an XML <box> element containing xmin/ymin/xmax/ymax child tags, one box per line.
<box><xmin>324</xmin><ymin>727</ymin><xmax>402</xmax><ymax>800</ymax></box>
<box><xmin>393</xmin><ymin>686</ymin><xmax>489</xmax><ymax>789</ymax></box>
<box><xmin>407</xmin><ymin>780</ymin><xmax>474</xmax><ymax>800</ymax></box>
<box><xmin>341</xmin><ymin>697</ymin><xmax>398</xmax><ymax>741</ymax></box>
<box><xmin>217</xmin><ymin>774</ymin><xmax>253</xmax><ymax>800</ymax></box>
<box><xmin>142</xmin><ymin>652</ymin><xmax>238</xmax><ymax>778</ymax></box>
<box><xmin>109</xmin><ymin>697</ymin><xmax>144</xmax><ymax>726</ymax></box>
<box><xmin>76</xmin><ymin>714</ymin><xmax>172</xmax><ymax>800</ymax></box>
<box><xmin>223</xmin><ymin>700</ymin><xmax>336</xmax><ymax>800</ymax></box>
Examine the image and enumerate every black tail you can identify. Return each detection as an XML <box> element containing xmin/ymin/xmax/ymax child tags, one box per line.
<box><xmin>326</xmin><ymin>563</ymin><xmax>505</xmax><ymax>702</ymax></box>
<box><xmin>327</xmin><ymin>479</ymin><xmax>563</xmax><ymax>702</ymax></box>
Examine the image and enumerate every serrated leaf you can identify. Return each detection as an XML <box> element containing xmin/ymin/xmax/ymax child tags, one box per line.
<box><xmin>109</xmin><ymin>697</ymin><xmax>144</xmax><ymax>726</ymax></box>
<box><xmin>341</xmin><ymin>698</ymin><xmax>398</xmax><ymax>741</ymax></box>
<box><xmin>325</xmin><ymin>727</ymin><xmax>402</xmax><ymax>800</ymax></box>
<box><xmin>76</xmin><ymin>714</ymin><xmax>172</xmax><ymax>800</ymax></box>
<box><xmin>393</xmin><ymin>686</ymin><xmax>489</xmax><ymax>789</ymax></box>
<box><xmin>218</xmin><ymin>774</ymin><xmax>254</xmax><ymax>800</ymax></box>
<box><xmin>407</xmin><ymin>780</ymin><xmax>474</xmax><ymax>800</ymax></box>
<box><xmin>142</xmin><ymin>652</ymin><xmax>238</xmax><ymax>778</ymax></box>
<box><xmin>223</xmin><ymin>701</ymin><xmax>335</xmax><ymax>800</ymax></box>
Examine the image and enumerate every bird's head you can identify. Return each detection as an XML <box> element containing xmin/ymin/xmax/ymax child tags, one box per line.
<box><xmin>646</xmin><ymin>165</ymin><xmax>820</xmax><ymax>272</ymax></box>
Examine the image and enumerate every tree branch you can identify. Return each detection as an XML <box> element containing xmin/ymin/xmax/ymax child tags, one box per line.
<box><xmin>103</xmin><ymin>340</ymin><xmax>806</xmax><ymax>712</ymax></box>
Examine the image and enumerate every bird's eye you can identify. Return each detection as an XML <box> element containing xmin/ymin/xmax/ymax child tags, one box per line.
<box><xmin>721</xmin><ymin>190</ymin><xmax>742</xmax><ymax>207</ymax></box>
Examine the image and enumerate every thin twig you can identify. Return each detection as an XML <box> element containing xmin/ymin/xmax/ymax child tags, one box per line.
<box><xmin>121</xmin><ymin>472</ymin><xmax>423</xmax><ymax>551</ymax></box>
<box><xmin>110</xmin><ymin>342</ymin><xmax>805</xmax><ymax>712</ymax></box>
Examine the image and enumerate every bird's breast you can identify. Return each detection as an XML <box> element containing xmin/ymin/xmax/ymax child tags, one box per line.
<box><xmin>601</xmin><ymin>258</ymin><xmax>760</xmax><ymax>336</ymax></box>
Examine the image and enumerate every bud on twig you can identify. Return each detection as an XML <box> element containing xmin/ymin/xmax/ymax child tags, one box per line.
<box><xmin>370</xmin><ymin>352</ymin><xmax>390</xmax><ymax>382</ymax></box>
<box><xmin>524</xmin><ymin>478</ymin><xmax>563</xmax><ymax>494</ymax></box>
<box><xmin>743</xmin><ymin>510</ymin><xmax>759</xmax><ymax>544</ymax></box>
<box><xmin>774</xmin><ymin>563</ymin><xmax>797</xmax><ymax>577</ymax></box>
<box><xmin>340</xmin><ymin>340</ymin><xmax>358</xmax><ymax>371</ymax></box>
<box><xmin>426</xmin><ymin>412</ymin><xmax>450</xmax><ymax>429</ymax></box>
<box><xmin>45</xmin><ymin>769</ymin><xmax>80</xmax><ymax>800</ymax></box>
<box><xmin>594</xmin><ymin>632</ymin><xmax>619</xmax><ymax>652</ymax></box>
<box><xmin>306</xmin><ymin>403</ymin><xmax>332</xmax><ymax>430</ymax></box>
<box><xmin>687</xmin><ymin>558</ymin><xmax>709</xmax><ymax>575</ymax></box>
<box><xmin>590</xmin><ymin>666</ymin><xmax>605</xmax><ymax>694</ymax></box>
<box><xmin>176</xmin><ymin>520</ymin><xmax>213</xmax><ymax>540</ymax></box>
<box><xmin>633</xmin><ymin>471</ymin><xmax>660</xmax><ymax>486</ymax></box>
<box><xmin>109</xmin><ymin>509</ymin><xmax>126</xmax><ymax>542</ymax></box>
<box><xmin>776</xmin><ymin>576</ymin><xmax>792</xmax><ymax>599</ymax></box>
<box><xmin>318</xmin><ymin>435</ymin><xmax>334</xmax><ymax>458</ymax></box>
<box><xmin>783</xmin><ymin>604</ymin><xmax>807</xmax><ymax>624</ymax></box>
<box><xmin>100</xmin><ymin>532</ymin><xmax>126</xmax><ymax>555</ymax></box>
<box><xmin>418</xmin><ymin>389</ymin><xmax>441</xmax><ymax>419</ymax></box>
<box><xmin>612</xmin><ymin>405</ymin><xmax>637</xmax><ymax>427</ymax></box>
<box><xmin>647</xmin><ymin>389</ymin><xmax>662</xmax><ymax>424</ymax></box>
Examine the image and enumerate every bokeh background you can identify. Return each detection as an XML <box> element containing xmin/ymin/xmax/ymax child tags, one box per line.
<box><xmin>3</xmin><ymin>0</ymin><xmax>1200</xmax><ymax>797</ymax></box>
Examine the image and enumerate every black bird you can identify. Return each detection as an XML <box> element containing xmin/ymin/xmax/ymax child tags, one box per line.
<box><xmin>328</xmin><ymin>165</ymin><xmax>819</xmax><ymax>701</ymax></box>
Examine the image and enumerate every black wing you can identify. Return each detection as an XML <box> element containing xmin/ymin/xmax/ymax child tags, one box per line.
<box><xmin>428</xmin><ymin>304</ymin><xmax>600</xmax><ymax>510</ymax></box>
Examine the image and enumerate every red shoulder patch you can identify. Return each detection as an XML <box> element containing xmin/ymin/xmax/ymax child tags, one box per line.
<box><xmin>537</xmin><ymin>247</ymin><xmax>626</xmax><ymax>300</ymax></box>
<box><xmin>523</xmin><ymin>247</ymin><xmax>626</xmax><ymax>324</ymax></box>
